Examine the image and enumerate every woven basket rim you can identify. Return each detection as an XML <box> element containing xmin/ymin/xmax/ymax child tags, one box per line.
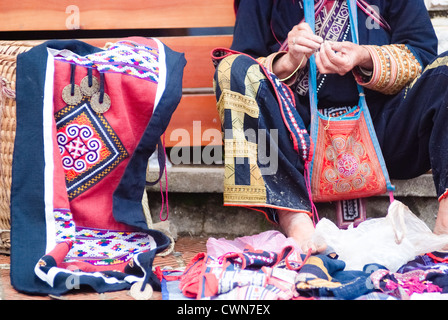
<box><xmin>0</xmin><ymin>54</ymin><xmax>17</xmax><ymax>62</ymax></box>
<box><xmin>0</xmin><ymin>40</ymin><xmax>43</xmax><ymax>46</ymax></box>
<box><xmin>0</xmin><ymin>41</ymin><xmax>41</xmax><ymax>237</ymax></box>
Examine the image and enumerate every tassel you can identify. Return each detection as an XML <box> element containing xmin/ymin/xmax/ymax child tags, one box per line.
<box><xmin>70</xmin><ymin>64</ymin><xmax>76</xmax><ymax>96</ymax></box>
<box><xmin>158</xmin><ymin>133</ymin><xmax>169</xmax><ymax>221</ymax></box>
<box><xmin>389</xmin><ymin>190</ymin><xmax>395</xmax><ymax>203</ymax></box>
<box><xmin>87</xmin><ymin>68</ymin><xmax>93</xmax><ymax>87</ymax></box>
<box><xmin>99</xmin><ymin>72</ymin><xmax>105</xmax><ymax>104</ymax></box>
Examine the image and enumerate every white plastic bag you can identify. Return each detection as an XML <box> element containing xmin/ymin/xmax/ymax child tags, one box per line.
<box><xmin>313</xmin><ymin>200</ymin><xmax>448</xmax><ymax>272</ymax></box>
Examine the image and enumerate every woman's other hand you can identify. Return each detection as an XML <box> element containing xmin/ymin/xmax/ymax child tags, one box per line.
<box><xmin>315</xmin><ymin>41</ymin><xmax>373</xmax><ymax>75</ymax></box>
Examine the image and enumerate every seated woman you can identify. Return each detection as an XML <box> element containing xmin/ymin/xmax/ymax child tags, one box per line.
<box><xmin>213</xmin><ymin>0</ymin><xmax>448</xmax><ymax>253</ymax></box>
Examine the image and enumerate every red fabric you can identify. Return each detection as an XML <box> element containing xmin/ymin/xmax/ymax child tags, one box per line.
<box><xmin>52</xmin><ymin>45</ymin><xmax>158</xmax><ymax>231</ymax></box>
<box><xmin>311</xmin><ymin>112</ymin><xmax>388</xmax><ymax>202</ymax></box>
<box><xmin>46</xmin><ymin>241</ymin><xmax>73</xmax><ymax>266</ymax></box>
<box><xmin>202</xmin><ymin>273</ymin><xmax>219</xmax><ymax>297</ymax></box>
<box><xmin>59</xmin><ymin>260</ymin><xmax>128</xmax><ymax>273</ymax></box>
<box><xmin>427</xmin><ymin>252</ymin><xmax>448</xmax><ymax>264</ymax></box>
<box><xmin>178</xmin><ymin>252</ymin><xmax>207</xmax><ymax>299</ymax></box>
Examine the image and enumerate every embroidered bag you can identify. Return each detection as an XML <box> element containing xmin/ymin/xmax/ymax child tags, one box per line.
<box><xmin>11</xmin><ymin>38</ymin><xmax>186</xmax><ymax>295</ymax></box>
<box><xmin>305</xmin><ymin>0</ymin><xmax>394</xmax><ymax>202</ymax></box>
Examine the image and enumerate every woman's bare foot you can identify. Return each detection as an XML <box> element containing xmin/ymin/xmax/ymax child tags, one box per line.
<box><xmin>277</xmin><ymin>210</ymin><xmax>327</xmax><ymax>254</ymax></box>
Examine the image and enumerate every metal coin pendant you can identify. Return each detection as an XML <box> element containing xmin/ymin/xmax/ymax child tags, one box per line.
<box><xmin>129</xmin><ymin>281</ymin><xmax>153</xmax><ymax>300</ymax></box>
<box><xmin>80</xmin><ymin>76</ymin><xmax>100</xmax><ymax>96</ymax></box>
<box><xmin>91</xmin><ymin>92</ymin><xmax>111</xmax><ymax>114</ymax></box>
<box><xmin>62</xmin><ymin>84</ymin><xmax>83</xmax><ymax>106</ymax></box>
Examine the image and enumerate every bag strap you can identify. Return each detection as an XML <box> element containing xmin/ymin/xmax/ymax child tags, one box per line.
<box><xmin>347</xmin><ymin>0</ymin><xmax>369</xmax><ymax>99</ymax></box>
<box><xmin>304</xmin><ymin>0</ymin><xmax>318</xmax><ymax>114</ymax></box>
<box><xmin>304</xmin><ymin>0</ymin><xmax>364</xmax><ymax>111</ymax></box>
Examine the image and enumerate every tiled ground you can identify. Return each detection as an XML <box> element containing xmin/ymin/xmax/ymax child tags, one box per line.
<box><xmin>0</xmin><ymin>236</ymin><xmax>207</xmax><ymax>300</ymax></box>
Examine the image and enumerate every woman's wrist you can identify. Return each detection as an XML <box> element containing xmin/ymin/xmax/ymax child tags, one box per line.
<box><xmin>356</xmin><ymin>45</ymin><xmax>374</xmax><ymax>70</ymax></box>
<box><xmin>273</xmin><ymin>52</ymin><xmax>307</xmax><ymax>82</ymax></box>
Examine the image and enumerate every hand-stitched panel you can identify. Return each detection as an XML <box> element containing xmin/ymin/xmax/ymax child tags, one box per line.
<box><xmin>55</xmin><ymin>102</ymin><xmax>128</xmax><ymax>200</ymax></box>
<box><xmin>54</xmin><ymin>40</ymin><xmax>160</xmax><ymax>83</ymax></box>
<box><xmin>311</xmin><ymin>110</ymin><xmax>387</xmax><ymax>201</ymax></box>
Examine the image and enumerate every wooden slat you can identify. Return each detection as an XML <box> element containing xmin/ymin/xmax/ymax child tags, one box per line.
<box><xmin>165</xmin><ymin>94</ymin><xmax>222</xmax><ymax>147</ymax></box>
<box><xmin>161</xmin><ymin>35</ymin><xmax>233</xmax><ymax>89</ymax></box>
<box><xmin>0</xmin><ymin>0</ymin><xmax>235</xmax><ymax>31</ymax></box>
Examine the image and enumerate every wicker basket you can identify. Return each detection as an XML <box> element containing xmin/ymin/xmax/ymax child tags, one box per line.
<box><xmin>0</xmin><ymin>41</ymin><xmax>42</xmax><ymax>254</ymax></box>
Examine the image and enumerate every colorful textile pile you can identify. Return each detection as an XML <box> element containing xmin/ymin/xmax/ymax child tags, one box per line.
<box><xmin>11</xmin><ymin>37</ymin><xmax>186</xmax><ymax>295</ymax></box>
<box><xmin>370</xmin><ymin>252</ymin><xmax>448</xmax><ymax>299</ymax></box>
<box><xmin>161</xmin><ymin>231</ymin><xmax>448</xmax><ymax>300</ymax></box>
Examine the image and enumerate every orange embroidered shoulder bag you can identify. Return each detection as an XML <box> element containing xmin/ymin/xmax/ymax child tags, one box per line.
<box><xmin>305</xmin><ymin>0</ymin><xmax>395</xmax><ymax>202</ymax></box>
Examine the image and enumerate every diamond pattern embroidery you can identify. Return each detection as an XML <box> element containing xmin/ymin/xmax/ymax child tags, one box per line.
<box><xmin>55</xmin><ymin>103</ymin><xmax>128</xmax><ymax>199</ymax></box>
<box><xmin>58</xmin><ymin>123</ymin><xmax>104</xmax><ymax>174</ymax></box>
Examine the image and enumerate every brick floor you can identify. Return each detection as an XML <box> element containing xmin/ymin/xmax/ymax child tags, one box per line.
<box><xmin>0</xmin><ymin>236</ymin><xmax>207</xmax><ymax>300</ymax></box>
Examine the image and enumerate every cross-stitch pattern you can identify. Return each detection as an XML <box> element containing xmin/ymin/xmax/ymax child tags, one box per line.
<box><xmin>55</xmin><ymin>102</ymin><xmax>128</xmax><ymax>199</ymax></box>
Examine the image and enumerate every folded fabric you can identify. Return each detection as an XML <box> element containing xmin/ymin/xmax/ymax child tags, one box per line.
<box><xmin>206</xmin><ymin>230</ymin><xmax>302</xmax><ymax>258</ymax></box>
<box><xmin>295</xmin><ymin>253</ymin><xmax>378</xmax><ymax>300</ymax></box>
<box><xmin>176</xmin><ymin>239</ymin><xmax>379</xmax><ymax>300</ymax></box>
<box><xmin>177</xmin><ymin>243</ymin><xmax>306</xmax><ymax>300</ymax></box>
<box><xmin>396</xmin><ymin>251</ymin><xmax>448</xmax><ymax>294</ymax></box>
<box><xmin>370</xmin><ymin>269</ymin><xmax>443</xmax><ymax>299</ymax></box>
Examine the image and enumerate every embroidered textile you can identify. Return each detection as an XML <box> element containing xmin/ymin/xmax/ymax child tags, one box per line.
<box><xmin>213</xmin><ymin>50</ymin><xmax>313</xmax><ymax>221</ymax></box>
<box><xmin>216</xmin><ymin>0</ymin><xmax>448</xmax><ymax>225</ymax></box>
<box><xmin>168</xmin><ymin>233</ymin><xmax>380</xmax><ymax>300</ymax></box>
<box><xmin>353</xmin><ymin>44</ymin><xmax>422</xmax><ymax>95</ymax></box>
<box><xmin>177</xmin><ymin>245</ymin><xmax>306</xmax><ymax>300</ymax></box>
<box><xmin>55</xmin><ymin>102</ymin><xmax>128</xmax><ymax>199</ymax></box>
<box><xmin>306</xmin><ymin>0</ymin><xmax>393</xmax><ymax>202</ymax></box>
<box><xmin>55</xmin><ymin>209</ymin><xmax>154</xmax><ymax>267</ymax></box>
<box><xmin>11</xmin><ymin>37</ymin><xmax>186</xmax><ymax>295</ymax></box>
<box><xmin>310</xmin><ymin>106</ymin><xmax>388</xmax><ymax>201</ymax></box>
<box><xmin>162</xmin><ymin>233</ymin><xmax>448</xmax><ymax>300</ymax></box>
<box><xmin>370</xmin><ymin>268</ymin><xmax>443</xmax><ymax>299</ymax></box>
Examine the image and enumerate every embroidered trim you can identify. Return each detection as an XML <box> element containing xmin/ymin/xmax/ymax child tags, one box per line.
<box><xmin>65</xmin><ymin>227</ymin><xmax>153</xmax><ymax>266</ymax></box>
<box><xmin>55</xmin><ymin>209</ymin><xmax>76</xmax><ymax>242</ymax></box>
<box><xmin>216</xmin><ymin>61</ymin><xmax>268</xmax><ymax>206</ymax></box>
<box><xmin>54</xmin><ymin>40</ymin><xmax>160</xmax><ymax>83</ymax></box>
<box><xmin>55</xmin><ymin>102</ymin><xmax>128</xmax><ymax>199</ymax></box>
<box><xmin>271</xmin><ymin>76</ymin><xmax>311</xmax><ymax>162</ymax></box>
<box><xmin>54</xmin><ymin>208</ymin><xmax>154</xmax><ymax>266</ymax></box>
<box><xmin>353</xmin><ymin>44</ymin><xmax>422</xmax><ymax>95</ymax></box>
<box><xmin>217</xmin><ymin>89</ymin><xmax>260</xmax><ymax>119</ymax></box>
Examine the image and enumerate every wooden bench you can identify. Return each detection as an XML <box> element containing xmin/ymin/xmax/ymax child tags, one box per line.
<box><xmin>0</xmin><ymin>0</ymin><xmax>235</xmax><ymax>148</ymax></box>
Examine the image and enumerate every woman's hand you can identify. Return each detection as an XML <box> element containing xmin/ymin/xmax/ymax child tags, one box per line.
<box><xmin>273</xmin><ymin>22</ymin><xmax>323</xmax><ymax>80</ymax></box>
<box><xmin>315</xmin><ymin>41</ymin><xmax>373</xmax><ymax>75</ymax></box>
